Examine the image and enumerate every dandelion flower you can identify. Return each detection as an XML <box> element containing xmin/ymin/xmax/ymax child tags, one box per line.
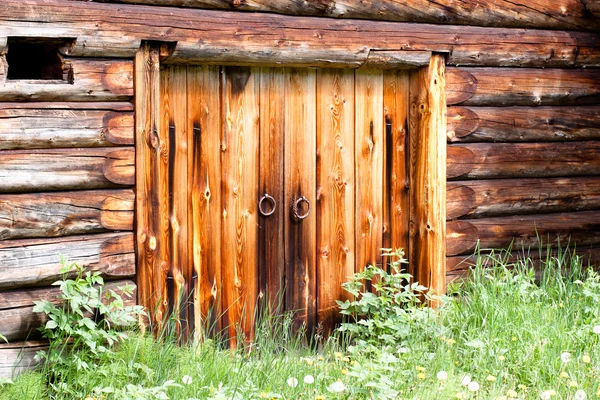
<box><xmin>182</xmin><ymin>375</ymin><xmax>193</xmax><ymax>385</ymax></box>
<box><xmin>316</xmin><ymin>396</ymin><xmax>326</xmax><ymax>400</ymax></box>
<box><xmin>569</xmin><ymin>380</ymin><xmax>578</xmax><ymax>388</ymax></box>
<box><xmin>437</xmin><ymin>371</ymin><xmax>448</xmax><ymax>381</ymax></box>
<box><xmin>334</xmin><ymin>352</ymin><xmax>343</xmax><ymax>359</ymax></box>
<box><xmin>582</xmin><ymin>355</ymin><xmax>591</xmax><ymax>363</ymax></box>
<box><xmin>456</xmin><ymin>392</ymin><xmax>466</xmax><ymax>399</ymax></box>
<box><xmin>506</xmin><ymin>389</ymin><xmax>518</xmax><ymax>398</ymax></box>
<box><xmin>467</xmin><ymin>381</ymin><xmax>480</xmax><ymax>392</ymax></box>
<box><xmin>593</xmin><ymin>325</ymin><xmax>600</xmax><ymax>334</ymax></box>
<box><xmin>304</xmin><ymin>375</ymin><xmax>315</xmax><ymax>385</ymax></box>
<box><xmin>561</xmin><ymin>352</ymin><xmax>572</xmax><ymax>363</ymax></box>
<box><xmin>511</xmin><ymin>336</ymin><xmax>518</xmax><ymax>342</ymax></box>
<box><xmin>560</xmin><ymin>371</ymin><xmax>569</xmax><ymax>379</ymax></box>
<box><xmin>415</xmin><ymin>366</ymin><xmax>426</xmax><ymax>372</ymax></box>
<box><xmin>574</xmin><ymin>390</ymin><xmax>587</xmax><ymax>400</ymax></box>
<box><xmin>287</xmin><ymin>377</ymin><xmax>299</xmax><ymax>388</ymax></box>
<box><xmin>417</xmin><ymin>372</ymin><xmax>426</xmax><ymax>379</ymax></box>
<box><xmin>342</xmin><ymin>357</ymin><xmax>350</xmax><ymax>363</ymax></box>
<box><xmin>341</xmin><ymin>368</ymin><xmax>347</xmax><ymax>375</ymax></box>
<box><xmin>486</xmin><ymin>375</ymin><xmax>497</xmax><ymax>382</ymax></box>
<box><xmin>447</xmin><ymin>338</ymin><xmax>456</xmax><ymax>345</ymax></box>
<box><xmin>461</xmin><ymin>375</ymin><xmax>472</xmax><ymax>386</ymax></box>
<box><xmin>540</xmin><ymin>392</ymin><xmax>552</xmax><ymax>400</ymax></box>
<box><xmin>328</xmin><ymin>381</ymin><xmax>346</xmax><ymax>393</ymax></box>
<box><xmin>498</xmin><ymin>355</ymin><xmax>505</xmax><ymax>361</ymax></box>
<box><xmin>518</xmin><ymin>384</ymin><xmax>527</xmax><ymax>391</ymax></box>
<box><xmin>306</xmin><ymin>359</ymin><xmax>314</xmax><ymax>366</ymax></box>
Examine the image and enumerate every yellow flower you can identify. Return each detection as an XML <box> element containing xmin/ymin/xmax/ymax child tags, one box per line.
<box><xmin>306</xmin><ymin>359</ymin><xmax>314</xmax><ymax>366</ymax></box>
<box><xmin>498</xmin><ymin>355</ymin><xmax>505</xmax><ymax>361</ymax></box>
<box><xmin>506</xmin><ymin>389</ymin><xmax>518</xmax><ymax>398</ymax></box>
<box><xmin>511</xmin><ymin>337</ymin><xmax>517</xmax><ymax>342</ymax></box>
<box><xmin>486</xmin><ymin>375</ymin><xmax>497</xmax><ymax>382</ymax></box>
<box><xmin>560</xmin><ymin>371</ymin><xmax>569</xmax><ymax>379</ymax></box>
<box><xmin>569</xmin><ymin>380</ymin><xmax>578</xmax><ymax>387</ymax></box>
<box><xmin>418</xmin><ymin>372</ymin><xmax>426</xmax><ymax>379</ymax></box>
<box><xmin>341</xmin><ymin>368</ymin><xmax>347</xmax><ymax>375</ymax></box>
<box><xmin>518</xmin><ymin>384</ymin><xmax>527</xmax><ymax>391</ymax></box>
<box><xmin>415</xmin><ymin>366</ymin><xmax>426</xmax><ymax>372</ymax></box>
<box><xmin>447</xmin><ymin>338</ymin><xmax>456</xmax><ymax>345</ymax></box>
<box><xmin>317</xmin><ymin>355</ymin><xmax>324</xmax><ymax>361</ymax></box>
<box><xmin>315</xmin><ymin>396</ymin><xmax>325</xmax><ymax>400</ymax></box>
<box><xmin>260</xmin><ymin>393</ymin><xmax>268</xmax><ymax>399</ymax></box>
<box><xmin>342</xmin><ymin>357</ymin><xmax>350</xmax><ymax>363</ymax></box>
<box><xmin>334</xmin><ymin>352</ymin><xmax>343</xmax><ymax>359</ymax></box>
<box><xmin>456</xmin><ymin>392</ymin><xmax>466</xmax><ymax>399</ymax></box>
<box><xmin>583</xmin><ymin>355</ymin><xmax>591</xmax><ymax>363</ymax></box>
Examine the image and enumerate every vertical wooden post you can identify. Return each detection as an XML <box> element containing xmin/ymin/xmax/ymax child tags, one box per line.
<box><xmin>409</xmin><ymin>54</ymin><xmax>447</xmax><ymax>298</ymax></box>
<box><xmin>135</xmin><ymin>42</ymin><xmax>169</xmax><ymax>330</ymax></box>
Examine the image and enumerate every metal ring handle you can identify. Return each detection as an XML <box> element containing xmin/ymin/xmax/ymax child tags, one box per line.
<box><xmin>292</xmin><ymin>196</ymin><xmax>311</xmax><ymax>221</ymax></box>
<box><xmin>258</xmin><ymin>193</ymin><xmax>276</xmax><ymax>217</ymax></box>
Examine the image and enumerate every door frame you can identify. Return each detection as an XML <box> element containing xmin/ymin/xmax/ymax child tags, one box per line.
<box><xmin>134</xmin><ymin>41</ymin><xmax>446</xmax><ymax>334</ymax></box>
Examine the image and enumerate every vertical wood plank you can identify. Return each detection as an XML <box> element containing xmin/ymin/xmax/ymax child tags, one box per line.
<box><xmin>284</xmin><ymin>68</ymin><xmax>317</xmax><ymax>333</ymax></box>
<box><xmin>188</xmin><ymin>65</ymin><xmax>222</xmax><ymax>340</ymax></box>
<box><xmin>135</xmin><ymin>42</ymin><xmax>169</xmax><ymax>332</ymax></box>
<box><xmin>383</xmin><ymin>70</ymin><xmax>410</xmax><ymax>263</ymax></box>
<box><xmin>355</xmin><ymin>69</ymin><xmax>384</xmax><ymax>273</ymax></box>
<box><xmin>258</xmin><ymin>68</ymin><xmax>286</xmax><ymax>313</ymax></box>
<box><xmin>221</xmin><ymin>67</ymin><xmax>260</xmax><ymax>346</ymax></box>
<box><xmin>409</xmin><ymin>55</ymin><xmax>447</xmax><ymax>298</ymax></box>
<box><xmin>316</xmin><ymin>69</ymin><xmax>355</xmax><ymax>332</ymax></box>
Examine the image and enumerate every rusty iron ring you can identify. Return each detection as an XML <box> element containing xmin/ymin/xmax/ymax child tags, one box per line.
<box><xmin>293</xmin><ymin>195</ymin><xmax>310</xmax><ymax>221</ymax></box>
<box><xmin>258</xmin><ymin>193</ymin><xmax>276</xmax><ymax>217</ymax></box>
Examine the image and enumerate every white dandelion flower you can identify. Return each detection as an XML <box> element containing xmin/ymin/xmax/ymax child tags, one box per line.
<box><xmin>304</xmin><ymin>375</ymin><xmax>315</xmax><ymax>385</ymax></box>
<box><xmin>574</xmin><ymin>390</ymin><xmax>586</xmax><ymax>400</ymax></box>
<box><xmin>328</xmin><ymin>381</ymin><xmax>347</xmax><ymax>393</ymax></box>
<box><xmin>437</xmin><ymin>371</ymin><xmax>448</xmax><ymax>381</ymax></box>
<box><xmin>182</xmin><ymin>375</ymin><xmax>193</xmax><ymax>385</ymax></box>
<box><xmin>461</xmin><ymin>375</ymin><xmax>472</xmax><ymax>386</ymax></box>
<box><xmin>561</xmin><ymin>352</ymin><xmax>571</xmax><ymax>363</ymax></box>
<box><xmin>287</xmin><ymin>377</ymin><xmax>299</xmax><ymax>388</ymax></box>
<box><xmin>467</xmin><ymin>381</ymin><xmax>480</xmax><ymax>392</ymax></box>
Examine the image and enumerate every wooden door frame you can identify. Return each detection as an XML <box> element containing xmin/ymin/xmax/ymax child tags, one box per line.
<box><xmin>134</xmin><ymin>41</ymin><xmax>446</xmax><ymax>331</ymax></box>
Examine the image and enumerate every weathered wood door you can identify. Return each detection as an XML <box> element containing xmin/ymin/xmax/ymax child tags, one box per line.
<box><xmin>148</xmin><ymin>64</ymin><xmax>410</xmax><ymax>341</ymax></box>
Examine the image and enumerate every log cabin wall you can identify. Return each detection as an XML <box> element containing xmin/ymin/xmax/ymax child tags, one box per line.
<box><xmin>0</xmin><ymin>0</ymin><xmax>599</xmax><ymax>375</ymax></box>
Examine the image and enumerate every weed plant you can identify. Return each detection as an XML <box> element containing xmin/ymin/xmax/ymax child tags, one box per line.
<box><xmin>1</xmin><ymin>246</ymin><xmax>600</xmax><ymax>399</ymax></box>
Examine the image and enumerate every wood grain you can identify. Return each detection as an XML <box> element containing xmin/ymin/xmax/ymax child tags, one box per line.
<box><xmin>446</xmin><ymin>68</ymin><xmax>600</xmax><ymax>107</ymax></box>
<box><xmin>0</xmin><ymin>189</ymin><xmax>134</xmax><ymax>239</ymax></box>
<box><xmin>161</xmin><ymin>65</ymin><xmax>190</xmax><ymax>337</ymax></box>
<box><xmin>135</xmin><ymin>42</ymin><xmax>168</xmax><ymax>331</ymax></box>
<box><xmin>0</xmin><ymin>58</ymin><xmax>133</xmax><ymax>102</ymax></box>
<box><xmin>408</xmin><ymin>55</ymin><xmax>446</xmax><ymax>296</ymax></box>
<box><xmin>0</xmin><ymin>147</ymin><xmax>134</xmax><ymax>193</ymax></box>
<box><xmin>74</xmin><ymin>0</ymin><xmax>600</xmax><ymax>31</ymax></box>
<box><xmin>0</xmin><ymin>280</ymin><xmax>136</xmax><ymax>341</ymax></box>
<box><xmin>221</xmin><ymin>66</ymin><xmax>260</xmax><ymax>345</ymax></box>
<box><xmin>447</xmin><ymin>142</ymin><xmax>600</xmax><ymax>180</ymax></box>
<box><xmin>447</xmin><ymin>211</ymin><xmax>600</xmax><ymax>257</ymax></box>
<box><xmin>188</xmin><ymin>65</ymin><xmax>222</xmax><ymax>338</ymax></box>
<box><xmin>284</xmin><ymin>68</ymin><xmax>317</xmax><ymax>333</ymax></box>
<box><xmin>447</xmin><ymin>177</ymin><xmax>600</xmax><ymax>220</ymax></box>
<box><xmin>2</xmin><ymin>0</ymin><xmax>599</xmax><ymax>68</ymax></box>
<box><xmin>0</xmin><ymin>108</ymin><xmax>133</xmax><ymax>150</ymax></box>
<box><xmin>0</xmin><ymin>232</ymin><xmax>135</xmax><ymax>289</ymax></box>
<box><xmin>383</xmin><ymin>70</ymin><xmax>410</xmax><ymax>258</ymax></box>
<box><xmin>0</xmin><ymin>340</ymin><xmax>47</xmax><ymax>378</ymax></box>
<box><xmin>447</xmin><ymin>106</ymin><xmax>600</xmax><ymax>143</ymax></box>
<box><xmin>355</xmin><ymin>69</ymin><xmax>384</xmax><ymax>274</ymax></box>
<box><xmin>258</xmin><ymin>68</ymin><xmax>285</xmax><ymax>314</ymax></box>
<box><xmin>0</xmin><ymin>102</ymin><xmax>133</xmax><ymax>111</ymax></box>
<box><xmin>316</xmin><ymin>68</ymin><xmax>355</xmax><ymax>329</ymax></box>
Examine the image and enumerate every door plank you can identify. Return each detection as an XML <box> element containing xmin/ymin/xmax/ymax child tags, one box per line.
<box><xmin>188</xmin><ymin>65</ymin><xmax>223</xmax><ymax>339</ymax></box>
<box><xmin>161</xmin><ymin>65</ymin><xmax>190</xmax><ymax>337</ymax></box>
<box><xmin>284</xmin><ymin>68</ymin><xmax>317</xmax><ymax>332</ymax></box>
<box><xmin>258</xmin><ymin>68</ymin><xmax>286</xmax><ymax>313</ymax></box>
<box><xmin>355</xmin><ymin>70</ymin><xmax>384</xmax><ymax>273</ymax></box>
<box><xmin>383</xmin><ymin>70</ymin><xmax>410</xmax><ymax>262</ymax></box>
<box><xmin>316</xmin><ymin>69</ymin><xmax>355</xmax><ymax>331</ymax></box>
<box><xmin>221</xmin><ymin>67</ymin><xmax>260</xmax><ymax>346</ymax></box>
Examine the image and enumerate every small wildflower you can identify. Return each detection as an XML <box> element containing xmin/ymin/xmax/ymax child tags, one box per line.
<box><xmin>498</xmin><ymin>355</ymin><xmax>505</xmax><ymax>361</ymax></box>
<box><xmin>461</xmin><ymin>375</ymin><xmax>472</xmax><ymax>386</ymax></box>
<box><xmin>317</xmin><ymin>355</ymin><xmax>324</xmax><ymax>361</ymax></box>
<box><xmin>415</xmin><ymin>366</ymin><xmax>426</xmax><ymax>372</ymax></box>
<box><xmin>561</xmin><ymin>352</ymin><xmax>572</xmax><ymax>363</ymax></box>
<box><xmin>304</xmin><ymin>375</ymin><xmax>315</xmax><ymax>384</ymax></box>
<box><xmin>593</xmin><ymin>325</ymin><xmax>600</xmax><ymax>334</ymax></box>
<box><xmin>447</xmin><ymin>338</ymin><xmax>456</xmax><ymax>345</ymax></box>
<box><xmin>328</xmin><ymin>381</ymin><xmax>346</xmax><ymax>393</ymax></box>
<box><xmin>468</xmin><ymin>381</ymin><xmax>480</xmax><ymax>392</ymax></box>
<box><xmin>182</xmin><ymin>375</ymin><xmax>193</xmax><ymax>385</ymax></box>
<box><xmin>287</xmin><ymin>377</ymin><xmax>299</xmax><ymax>388</ymax></box>
<box><xmin>437</xmin><ymin>371</ymin><xmax>448</xmax><ymax>381</ymax></box>
<box><xmin>456</xmin><ymin>392</ymin><xmax>466</xmax><ymax>399</ymax></box>
<box><xmin>540</xmin><ymin>392</ymin><xmax>551</xmax><ymax>400</ymax></box>
<box><xmin>569</xmin><ymin>380</ymin><xmax>578</xmax><ymax>388</ymax></box>
<box><xmin>518</xmin><ymin>384</ymin><xmax>527</xmax><ymax>391</ymax></box>
<box><xmin>574</xmin><ymin>390</ymin><xmax>587</xmax><ymax>400</ymax></box>
<box><xmin>315</xmin><ymin>396</ymin><xmax>325</xmax><ymax>400</ymax></box>
<box><xmin>306</xmin><ymin>359</ymin><xmax>314</xmax><ymax>366</ymax></box>
<box><xmin>511</xmin><ymin>336</ymin><xmax>517</xmax><ymax>342</ymax></box>
<box><xmin>560</xmin><ymin>371</ymin><xmax>569</xmax><ymax>379</ymax></box>
<box><xmin>341</xmin><ymin>368</ymin><xmax>347</xmax><ymax>375</ymax></box>
<box><xmin>486</xmin><ymin>375</ymin><xmax>497</xmax><ymax>382</ymax></box>
<box><xmin>334</xmin><ymin>352</ymin><xmax>343</xmax><ymax>359</ymax></box>
<box><xmin>260</xmin><ymin>393</ymin><xmax>268</xmax><ymax>399</ymax></box>
<box><xmin>507</xmin><ymin>389</ymin><xmax>518</xmax><ymax>398</ymax></box>
<box><xmin>342</xmin><ymin>357</ymin><xmax>350</xmax><ymax>363</ymax></box>
<box><xmin>418</xmin><ymin>372</ymin><xmax>426</xmax><ymax>379</ymax></box>
<box><xmin>583</xmin><ymin>355</ymin><xmax>591</xmax><ymax>363</ymax></box>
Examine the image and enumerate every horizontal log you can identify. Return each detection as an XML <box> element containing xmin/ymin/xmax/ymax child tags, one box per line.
<box><xmin>76</xmin><ymin>0</ymin><xmax>600</xmax><ymax>32</ymax></box>
<box><xmin>0</xmin><ymin>147</ymin><xmax>135</xmax><ymax>193</ymax></box>
<box><xmin>446</xmin><ymin>211</ymin><xmax>600</xmax><ymax>256</ymax></box>
<box><xmin>0</xmin><ymin>280</ymin><xmax>136</xmax><ymax>342</ymax></box>
<box><xmin>448</xmin><ymin>106</ymin><xmax>600</xmax><ymax>142</ymax></box>
<box><xmin>0</xmin><ymin>232</ymin><xmax>135</xmax><ymax>289</ymax></box>
<box><xmin>0</xmin><ymin>102</ymin><xmax>133</xmax><ymax>111</ymax></box>
<box><xmin>0</xmin><ymin>108</ymin><xmax>134</xmax><ymax>150</ymax></box>
<box><xmin>447</xmin><ymin>246</ymin><xmax>600</xmax><ymax>281</ymax></box>
<box><xmin>0</xmin><ymin>58</ymin><xmax>133</xmax><ymax>102</ymax></box>
<box><xmin>0</xmin><ymin>340</ymin><xmax>47</xmax><ymax>378</ymax></box>
<box><xmin>447</xmin><ymin>68</ymin><xmax>600</xmax><ymax>107</ymax></box>
<box><xmin>0</xmin><ymin>189</ymin><xmax>134</xmax><ymax>240</ymax></box>
<box><xmin>1</xmin><ymin>1</ymin><xmax>599</xmax><ymax>68</ymax></box>
<box><xmin>447</xmin><ymin>142</ymin><xmax>600</xmax><ymax>180</ymax></box>
<box><xmin>448</xmin><ymin>177</ymin><xmax>600</xmax><ymax>220</ymax></box>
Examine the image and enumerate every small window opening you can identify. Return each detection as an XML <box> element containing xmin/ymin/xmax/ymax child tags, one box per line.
<box><xmin>6</xmin><ymin>37</ymin><xmax>75</xmax><ymax>82</ymax></box>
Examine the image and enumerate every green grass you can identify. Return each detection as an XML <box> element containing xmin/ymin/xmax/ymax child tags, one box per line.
<box><xmin>2</xmin><ymin>247</ymin><xmax>600</xmax><ymax>400</ymax></box>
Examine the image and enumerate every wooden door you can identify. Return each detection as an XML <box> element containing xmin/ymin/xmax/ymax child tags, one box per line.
<box><xmin>142</xmin><ymin>64</ymin><xmax>410</xmax><ymax>342</ymax></box>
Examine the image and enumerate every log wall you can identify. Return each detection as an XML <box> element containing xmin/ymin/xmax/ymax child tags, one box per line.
<box><xmin>0</xmin><ymin>46</ymin><xmax>135</xmax><ymax>376</ymax></box>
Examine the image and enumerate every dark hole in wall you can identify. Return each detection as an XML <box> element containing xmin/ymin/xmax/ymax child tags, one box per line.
<box><xmin>6</xmin><ymin>37</ymin><xmax>75</xmax><ymax>81</ymax></box>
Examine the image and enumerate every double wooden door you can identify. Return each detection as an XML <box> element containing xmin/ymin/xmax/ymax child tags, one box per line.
<box><xmin>154</xmin><ymin>65</ymin><xmax>409</xmax><ymax>342</ymax></box>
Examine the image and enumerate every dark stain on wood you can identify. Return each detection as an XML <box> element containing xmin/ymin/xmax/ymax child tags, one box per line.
<box><xmin>226</xmin><ymin>66</ymin><xmax>251</xmax><ymax>97</ymax></box>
